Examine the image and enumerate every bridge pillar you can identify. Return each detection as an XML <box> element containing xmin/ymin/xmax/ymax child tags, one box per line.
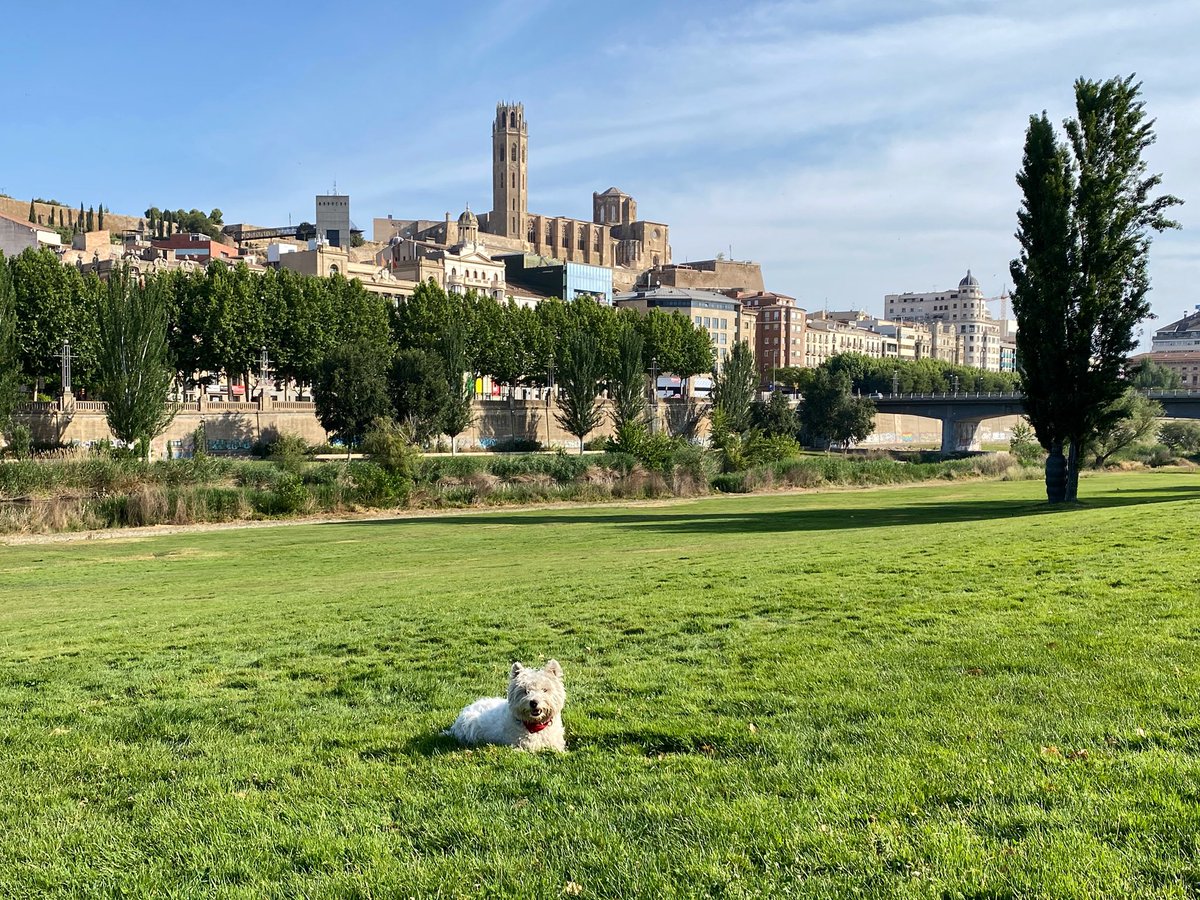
<box><xmin>940</xmin><ymin>417</ymin><xmax>984</xmax><ymax>453</ymax></box>
<box><xmin>940</xmin><ymin>417</ymin><xmax>955</xmax><ymax>454</ymax></box>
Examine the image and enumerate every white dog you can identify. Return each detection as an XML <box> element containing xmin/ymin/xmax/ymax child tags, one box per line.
<box><xmin>448</xmin><ymin>660</ymin><xmax>567</xmax><ymax>752</ymax></box>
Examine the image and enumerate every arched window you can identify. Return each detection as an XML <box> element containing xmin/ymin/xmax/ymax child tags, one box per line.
<box><xmin>509</xmin><ymin>111</ymin><xmax>516</xmax><ymax>128</ymax></box>
<box><xmin>329</xmin><ymin>264</ymin><xmax>339</xmax><ymax>275</ymax></box>
<box><xmin>511</xmin><ymin>172</ymin><xmax>516</xmax><ymax>189</ymax></box>
<box><xmin>511</xmin><ymin>142</ymin><xmax>517</xmax><ymax>159</ymax></box>
<box><xmin>499</xmin><ymin>146</ymin><xmax>505</xmax><ymax>162</ymax></box>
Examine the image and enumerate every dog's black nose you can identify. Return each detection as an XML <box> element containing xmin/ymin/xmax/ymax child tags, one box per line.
<box><xmin>529</xmin><ymin>700</ymin><xmax>540</xmax><ymax>712</ymax></box>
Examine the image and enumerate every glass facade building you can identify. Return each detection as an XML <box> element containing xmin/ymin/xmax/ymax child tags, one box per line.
<box><xmin>501</xmin><ymin>254</ymin><xmax>613</xmax><ymax>304</ymax></box>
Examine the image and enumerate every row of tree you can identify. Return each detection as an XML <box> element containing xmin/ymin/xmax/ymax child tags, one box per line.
<box><xmin>774</xmin><ymin>353</ymin><xmax>1023</xmax><ymax>396</ymax></box>
<box><xmin>28</xmin><ymin>201</ymin><xmax>107</xmax><ymax>239</ymax></box>
<box><xmin>144</xmin><ymin>207</ymin><xmax>224</xmax><ymax>240</ymax></box>
<box><xmin>1</xmin><ymin>250</ymin><xmax>718</xmax><ymax>401</ymax></box>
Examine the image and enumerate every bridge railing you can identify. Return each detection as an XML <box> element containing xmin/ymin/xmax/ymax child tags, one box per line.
<box><xmin>872</xmin><ymin>391</ymin><xmax>1027</xmax><ymax>400</ymax></box>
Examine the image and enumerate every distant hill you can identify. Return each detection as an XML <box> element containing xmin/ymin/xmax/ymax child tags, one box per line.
<box><xmin>0</xmin><ymin>196</ymin><xmax>145</xmax><ymax>236</ymax></box>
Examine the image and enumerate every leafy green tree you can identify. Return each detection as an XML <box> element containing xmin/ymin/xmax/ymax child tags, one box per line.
<box><xmin>1086</xmin><ymin>389</ymin><xmax>1163</xmax><ymax>467</ymax></box>
<box><xmin>94</xmin><ymin>270</ymin><xmax>177</xmax><ymax>458</ymax></box>
<box><xmin>0</xmin><ymin>253</ymin><xmax>21</xmax><ymax>432</ymax></box>
<box><xmin>439</xmin><ymin>320</ymin><xmax>474</xmax><ymax>454</ymax></box>
<box><xmin>1130</xmin><ymin>359</ymin><xmax>1182</xmax><ymax>390</ymax></box>
<box><xmin>313</xmin><ymin>339</ymin><xmax>393</xmax><ymax>448</ymax></box>
<box><xmin>751</xmin><ymin>390</ymin><xmax>799</xmax><ymax>439</ymax></box>
<box><xmin>710</xmin><ymin>341</ymin><xmax>758</xmax><ymax>434</ymax></box>
<box><xmin>1159</xmin><ymin>420</ymin><xmax>1200</xmax><ymax>454</ymax></box>
<box><xmin>554</xmin><ymin>328</ymin><xmax>604</xmax><ymax>453</ymax></box>
<box><xmin>1011</xmin><ymin>75</ymin><xmax>1181</xmax><ymax>502</ymax></box>
<box><xmin>799</xmin><ymin>367</ymin><xmax>876</xmax><ymax>450</ymax></box>
<box><xmin>608</xmin><ymin>324</ymin><xmax>647</xmax><ymax>449</ymax></box>
<box><xmin>295</xmin><ymin>222</ymin><xmax>316</xmax><ymax>242</ymax></box>
<box><xmin>9</xmin><ymin>247</ymin><xmax>89</xmax><ymax>388</ymax></box>
<box><xmin>390</xmin><ymin>348</ymin><xmax>451</xmax><ymax>445</ymax></box>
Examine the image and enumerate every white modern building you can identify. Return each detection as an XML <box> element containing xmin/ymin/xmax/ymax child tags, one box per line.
<box><xmin>883</xmin><ymin>271</ymin><xmax>1017</xmax><ymax>372</ymax></box>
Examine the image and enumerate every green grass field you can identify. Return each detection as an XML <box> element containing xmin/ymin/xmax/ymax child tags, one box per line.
<box><xmin>3</xmin><ymin>471</ymin><xmax>1200</xmax><ymax>898</ymax></box>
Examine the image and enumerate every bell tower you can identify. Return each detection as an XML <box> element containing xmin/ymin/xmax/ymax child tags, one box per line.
<box><xmin>491</xmin><ymin>102</ymin><xmax>528</xmax><ymax>239</ymax></box>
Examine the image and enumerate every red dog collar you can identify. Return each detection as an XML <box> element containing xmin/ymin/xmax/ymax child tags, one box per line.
<box><xmin>524</xmin><ymin>718</ymin><xmax>553</xmax><ymax>733</ymax></box>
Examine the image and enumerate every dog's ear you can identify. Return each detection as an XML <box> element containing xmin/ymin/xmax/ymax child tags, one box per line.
<box><xmin>544</xmin><ymin>659</ymin><xmax>563</xmax><ymax>679</ymax></box>
<box><xmin>510</xmin><ymin>662</ymin><xmax>525</xmax><ymax>679</ymax></box>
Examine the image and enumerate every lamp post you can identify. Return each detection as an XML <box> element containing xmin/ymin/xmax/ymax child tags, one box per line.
<box><xmin>951</xmin><ymin>374</ymin><xmax>960</xmax><ymax>395</ymax></box>
<box><xmin>892</xmin><ymin>368</ymin><xmax>899</xmax><ymax>396</ymax></box>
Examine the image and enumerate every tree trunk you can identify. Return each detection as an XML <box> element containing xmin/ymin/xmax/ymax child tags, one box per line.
<box><xmin>1065</xmin><ymin>438</ymin><xmax>1080</xmax><ymax>502</ymax></box>
<box><xmin>1045</xmin><ymin>438</ymin><xmax>1067</xmax><ymax>503</ymax></box>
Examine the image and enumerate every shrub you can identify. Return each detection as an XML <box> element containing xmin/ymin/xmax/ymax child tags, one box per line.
<box><xmin>361</xmin><ymin>419</ymin><xmax>420</xmax><ymax>479</ymax></box>
<box><xmin>488</xmin><ymin>437</ymin><xmax>543</xmax><ymax>453</ymax></box>
<box><xmin>269</xmin><ymin>432</ymin><xmax>310</xmax><ymax>473</ymax></box>
<box><xmin>1009</xmin><ymin>421</ymin><xmax>1042</xmax><ymax>466</ymax></box>
<box><xmin>1159</xmin><ymin>421</ymin><xmax>1200</xmax><ymax>455</ymax></box>
<box><xmin>345</xmin><ymin>461</ymin><xmax>411</xmax><ymax>508</ymax></box>
<box><xmin>5</xmin><ymin>424</ymin><xmax>33</xmax><ymax>460</ymax></box>
<box><xmin>253</xmin><ymin>472</ymin><xmax>309</xmax><ymax>515</ymax></box>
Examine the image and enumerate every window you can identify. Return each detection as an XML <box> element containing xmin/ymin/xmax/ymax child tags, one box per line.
<box><xmin>511</xmin><ymin>172</ymin><xmax>516</xmax><ymax>188</ymax></box>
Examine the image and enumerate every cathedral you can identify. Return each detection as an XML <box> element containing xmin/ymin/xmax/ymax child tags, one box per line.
<box><xmin>374</xmin><ymin>103</ymin><xmax>672</xmax><ymax>292</ymax></box>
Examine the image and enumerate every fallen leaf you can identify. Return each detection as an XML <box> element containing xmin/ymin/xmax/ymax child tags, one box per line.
<box><xmin>748</xmin><ymin>723</ymin><xmax>758</xmax><ymax>734</ymax></box>
<box><xmin>562</xmin><ymin>881</ymin><xmax>584</xmax><ymax>896</ymax></box>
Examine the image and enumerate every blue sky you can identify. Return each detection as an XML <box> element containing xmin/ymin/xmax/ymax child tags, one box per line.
<box><xmin>2</xmin><ymin>0</ymin><xmax>1196</xmax><ymax>346</ymax></box>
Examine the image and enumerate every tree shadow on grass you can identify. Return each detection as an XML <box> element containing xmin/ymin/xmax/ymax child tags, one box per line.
<box><xmin>326</xmin><ymin>482</ymin><xmax>1200</xmax><ymax>538</ymax></box>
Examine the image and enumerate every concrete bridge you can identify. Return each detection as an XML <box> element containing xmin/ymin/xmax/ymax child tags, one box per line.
<box><xmin>867</xmin><ymin>390</ymin><xmax>1200</xmax><ymax>452</ymax></box>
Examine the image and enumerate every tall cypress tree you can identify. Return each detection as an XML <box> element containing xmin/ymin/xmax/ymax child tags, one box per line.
<box><xmin>0</xmin><ymin>253</ymin><xmax>21</xmax><ymax>433</ymax></box>
<box><xmin>1010</xmin><ymin>75</ymin><xmax>1181</xmax><ymax>502</ymax></box>
<box><xmin>98</xmin><ymin>204</ymin><xmax>105</xmax><ymax>230</ymax></box>
<box><xmin>86</xmin><ymin>206</ymin><xmax>95</xmax><ymax>232</ymax></box>
<box><xmin>28</xmin><ymin>200</ymin><xmax>36</xmax><ymax>223</ymax></box>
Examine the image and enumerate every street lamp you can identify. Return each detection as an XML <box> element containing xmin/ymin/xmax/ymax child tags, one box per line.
<box><xmin>545</xmin><ymin>360</ymin><xmax>554</xmax><ymax>449</ymax></box>
<box><xmin>951</xmin><ymin>374</ymin><xmax>960</xmax><ymax>394</ymax></box>
<box><xmin>892</xmin><ymin>368</ymin><xmax>899</xmax><ymax>396</ymax></box>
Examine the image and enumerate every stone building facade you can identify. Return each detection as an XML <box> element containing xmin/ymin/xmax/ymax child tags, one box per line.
<box><xmin>883</xmin><ymin>271</ymin><xmax>1016</xmax><ymax>372</ymax></box>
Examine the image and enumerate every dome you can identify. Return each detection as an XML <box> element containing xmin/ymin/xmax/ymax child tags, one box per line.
<box><xmin>457</xmin><ymin>207</ymin><xmax>478</xmax><ymax>228</ymax></box>
<box><xmin>959</xmin><ymin>269</ymin><xmax>979</xmax><ymax>289</ymax></box>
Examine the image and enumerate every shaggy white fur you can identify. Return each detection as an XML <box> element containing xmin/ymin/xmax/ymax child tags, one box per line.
<box><xmin>448</xmin><ymin>660</ymin><xmax>567</xmax><ymax>752</ymax></box>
